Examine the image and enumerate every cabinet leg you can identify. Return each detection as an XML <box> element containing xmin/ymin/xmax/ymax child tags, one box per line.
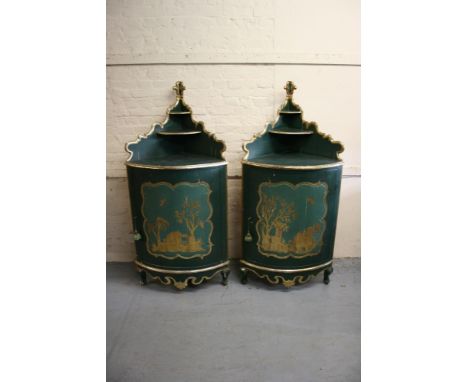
<box><xmin>240</xmin><ymin>268</ymin><xmax>248</xmax><ymax>284</ymax></box>
<box><xmin>139</xmin><ymin>270</ymin><xmax>147</xmax><ymax>286</ymax></box>
<box><xmin>221</xmin><ymin>269</ymin><xmax>230</xmax><ymax>286</ymax></box>
<box><xmin>323</xmin><ymin>267</ymin><xmax>332</xmax><ymax>285</ymax></box>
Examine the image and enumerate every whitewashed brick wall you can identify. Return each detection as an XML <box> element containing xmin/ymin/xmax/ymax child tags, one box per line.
<box><xmin>107</xmin><ymin>0</ymin><xmax>360</xmax><ymax>261</ymax></box>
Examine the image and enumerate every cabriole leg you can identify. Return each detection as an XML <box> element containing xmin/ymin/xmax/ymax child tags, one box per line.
<box><xmin>323</xmin><ymin>267</ymin><xmax>333</xmax><ymax>285</ymax></box>
<box><xmin>139</xmin><ymin>270</ymin><xmax>147</xmax><ymax>286</ymax></box>
<box><xmin>240</xmin><ymin>268</ymin><xmax>248</xmax><ymax>284</ymax></box>
<box><xmin>221</xmin><ymin>269</ymin><xmax>230</xmax><ymax>286</ymax></box>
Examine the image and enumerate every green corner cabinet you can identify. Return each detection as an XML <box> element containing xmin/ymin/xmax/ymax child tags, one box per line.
<box><xmin>125</xmin><ymin>82</ymin><xmax>229</xmax><ymax>290</ymax></box>
<box><xmin>240</xmin><ymin>81</ymin><xmax>344</xmax><ymax>288</ymax></box>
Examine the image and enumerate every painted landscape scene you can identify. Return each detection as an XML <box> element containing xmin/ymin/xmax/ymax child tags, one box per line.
<box><xmin>256</xmin><ymin>182</ymin><xmax>328</xmax><ymax>258</ymax></box>
<box><xmin>141</xmin><ymin>182</ymin><xmax>213</xmax><ymax>259</ymax></box>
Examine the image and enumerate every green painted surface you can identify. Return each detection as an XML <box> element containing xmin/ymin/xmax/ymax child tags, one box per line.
<box><xmin>127</xmin><ymin>131</ymin><xmax>225</xmax><ymax>165</ymax></box>
<box><xmin>244</xmin><ymin>128</ymin><xmax>343</xmax><ymax>164</ymax></box>
<box><xmin>241</xmin><ymin>82</ymin><xmax>344</xmax><ymax>286</ymax></box>
<box><xmin>250</xmin><ymin>152</ymin><xmax>339</xmax><ymax>166</ymax></box>
<box><xmin>125</xmin><ymin>82</ymin><xmax>228</xmax><ymax>287</ymax></box>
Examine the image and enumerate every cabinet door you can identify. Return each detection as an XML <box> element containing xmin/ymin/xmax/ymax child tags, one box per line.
<box><xmin>242</xmin><ymin>165</ymin><xmax>342</xmax><ymax>267</ymax></box>
<box><xmin>128</xmin><ymin>165</ymin><xmax>227</xmax><ymax>269</ymax></box>
<box><xmin>141</xmin><ymin>181</ymin><xmax>214</xmax><ymax>260</ymax></box>
<box><xmin>254</xmin><ymin>181</ymin><xmax>328</xmax><ymax>259</ymax></box>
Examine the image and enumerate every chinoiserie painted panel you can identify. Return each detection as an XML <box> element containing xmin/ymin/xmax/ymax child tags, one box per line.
<box><xmin>255</xmin><ymin>181</ymin><xmax>328</xmax><ymax>259</ymax></box>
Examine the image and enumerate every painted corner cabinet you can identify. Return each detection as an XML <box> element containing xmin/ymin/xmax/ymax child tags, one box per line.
<box><xmin>240</xmin><ymin>81</ymin><xmax>344</xmax><ymax>288</ymax></box>
<box><xmin>125</xmin><ymin>82</ymin><xmax>229</xmax><ymax>290</ymax></box>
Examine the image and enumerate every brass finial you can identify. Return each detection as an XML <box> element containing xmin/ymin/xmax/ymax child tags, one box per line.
<box><xmin>173</xmin><ymin>81</ymin><xmax>186</xmax><ymax>99</ymax></box>
<box><xmin>284</xmin><ymin>81</ymin><xmax>296</xmax><ymax>99</ymax></box>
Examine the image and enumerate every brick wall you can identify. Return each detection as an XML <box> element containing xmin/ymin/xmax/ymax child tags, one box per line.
<box><xmin>107</xmin><ymin>0</ymin><xmax>360</xmax><ymax>261</ymax></box>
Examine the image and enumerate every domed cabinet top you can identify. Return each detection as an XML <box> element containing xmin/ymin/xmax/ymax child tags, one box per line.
<box><xmin>125</xmin><ymin>81</ymin><xmax>226</xmax><ymax>170</ymax></box>
<box><xmin>243</xmin><ymin>81</ymin><xmax>344</xmax><ymax>169</ymax></box>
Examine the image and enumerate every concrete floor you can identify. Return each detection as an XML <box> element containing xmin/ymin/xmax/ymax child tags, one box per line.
<box><xmin>107</xmin><ymin>258</ymin><xmax>360</xmax><ymax>382</ymax></box>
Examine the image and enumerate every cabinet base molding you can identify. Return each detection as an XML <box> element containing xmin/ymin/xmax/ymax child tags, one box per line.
<box><xmin>135</xmin><ymin>260</ymin><xmax>230</xmax><ymax>290</ymax></box>
<box><xmin>239</xmin><ymin>259</ymin><xmax>333</xmax><ymax>288</ymax></box>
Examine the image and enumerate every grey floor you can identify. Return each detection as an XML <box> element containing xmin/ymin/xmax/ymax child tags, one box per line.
<box><xmin>107</xmin><ymin>258</ymin><xmax>360</xmax><ymax>382</ymax></box>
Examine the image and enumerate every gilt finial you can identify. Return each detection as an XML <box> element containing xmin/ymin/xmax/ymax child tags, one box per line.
<box><xmin>284</xmin><ymin>81</ymin><xmax>297</xmax><ymax>99</ymax></box>
<box><xmin>173</xmin><ymin>81</ymin><xmax>186</xmax><ymax>99</ymax></box>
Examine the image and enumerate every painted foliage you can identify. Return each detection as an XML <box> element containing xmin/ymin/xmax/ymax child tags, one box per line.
<box><xmin>256</xmin><ymin>181</ymin><xmax>328</xmax><ymax>258</ymax></box>
<box><xmin>141</xmin><ymin>181</ymin><xmax>213</xmax><ymax>259</ymax></box>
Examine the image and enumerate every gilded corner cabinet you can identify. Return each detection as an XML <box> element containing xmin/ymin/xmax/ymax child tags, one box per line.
<box><xmin>240</xmin><ymin>81</ymin><xmax>344</xmax><ymax>288</ymax></box>
<box><xmin>125</xmin><ymin>82</ymin><xmax>229</xmax><ymax>290</ymax></box>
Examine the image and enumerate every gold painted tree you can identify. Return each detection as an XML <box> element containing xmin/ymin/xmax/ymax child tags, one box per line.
<box><xmin>154</xmin><ymin>217</ymin><xmax>169</xmax><ymax>246</ymax></box>
<box><xmin>146</xmin><ymin>216</ymin><xmax>169</xmax><ymax>249</ymax></box>
<box><xmin>258</xmin><ymin>193</ymin><xmax>296</xmax><ymax>251</ymax></box>
<box><xmin>271</xmin><ymin>199</ymin><xmax>296</xmax><ymax>240</ymax></box>
<box><xmin>175</xmin><ymin>197</ymin><xmax>204</xmax><ymax>250</ymax></box>
<box><xmin>258</xmin><ymin>194</ymin><xmax>277</xmax><ymax>247</ymax></box>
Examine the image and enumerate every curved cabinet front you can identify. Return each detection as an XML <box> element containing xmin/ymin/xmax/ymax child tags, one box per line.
<box><xmin>127</xmin><ymin>164</ymin><xmax>228</xmax><ymax>289</ymax></box>
<box><xmin>241</xmin><ymin>163</ymin><xmax>342</xmax><ymax>287</ymax></box>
